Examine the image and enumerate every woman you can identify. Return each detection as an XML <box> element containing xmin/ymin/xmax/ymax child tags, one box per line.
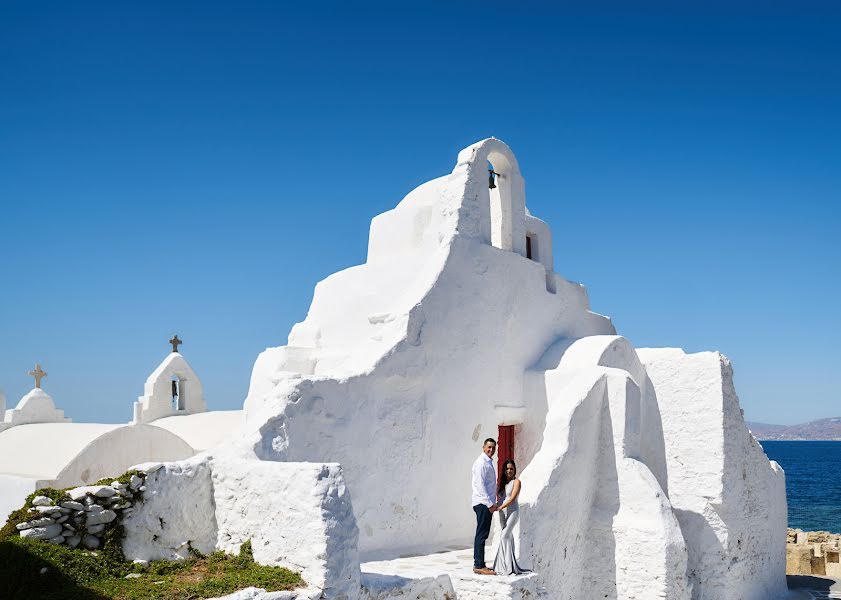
<box><xmin>492</xmin><ymin>459</ymin><xmax>529</xmax><ymax>575</ymax></box>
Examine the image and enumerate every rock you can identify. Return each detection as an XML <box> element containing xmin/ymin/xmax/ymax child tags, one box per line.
<box><xmin>93</xmin><ymin>486</ymin><xmax>117</xmax><ymax>498</ymax></box>
<box><xmin>46</xmin><ymin>535</ymin><xmax>65</xmax><ymax>544</ymax></box>
<box><xmin>31</xmin><ymin>496</ymin><xmax>52</xmax><ymax>507</ymax></box>
<box><xmin>125</xmin><ymin>573</ymin><xmax>142</xmax><ymax>579</ymax></box>
<box><xmin>16</xmin><ymin>517</ymin><xmax>54</xmax><ymax>530</ymax></box>
<box><xmin>82</xmin><ymin>535</ymin><xmax>100</xmax><ymax>549</ymax></box>
<box><xmin>113</xmin><ymin>502</ymin><xmax>132</xmax><ymax>510</ymax></box>
<box><xmin>68</xmin><ymin>487</ymin><xmax>91</xmax><ymax>501</ymax></box>
<box><xmin>63</xmin><ymin>523</ymin><xmax>76</xmax><ymax>532</ymax></box>
<box><xmin>87</xmin><ymin>524</ymin><xmax>106</xmax><ymax>534</ymax></box>
<box><xmin>129</xmin><ymin>475</ymin><xmax>143</xmax><ymax>490</ymax></box>
<box><xmin>111</xmin><ymin>481</ymin><xmax>126</xmax><ymax>489</ymax></box>
<box><xmin>58</xmin><ymin>507</ymin><xmax>71</xmax><ymax>514</ymax></box>
<box><xmin>133</xmin><ymin>462</ymin><xmax>161</xmax><ymax>473</ymax></box>
<box><xmin>55</xmin><ymin>516</ymin><xmax>69</xmax><ymax>524</ymax></box>
<box><xmin>20</xmin><ymin>524</ymin><xmax>63</xmax><ymax>540</ymax></box>
<box><xmin>133</xmin><ymin>559</ymin><xmax>149</xmax><ymax>566</ymax></box>
<box><xmin>65</xmin><ymin>535</ymin><xmax>81</xmax><ymax>548</ymax></box>
<box><xmin>86</xmin><ymin>509</ymin><xmax>117</xmax><ymax>526</ymax></box>
<box><xmin>39</xmin><ymin>567</ymin><xmax>48</xmax><ymax>574</ymax></box>
<box><xmin>61</xmin><ymin>501</ymin><xmax>85</xmax><ymax>511</ymax></box>
<box><xmin>138</xmin><ymin>486</ymin><xmax>146</xmax><ymax>492</ymax></box>
<box><xmin>69</xmin><ymin>485</ymin><xmax>116</xmax><ymax>501</ymax></box>
<box><xmin>87</xmin><ymin>504</ymin><xmax>103</xmax><ymax>513</ymax></box>
<box><xmin>33</xmin><ymin>506</ymin><xmax>62</xmax><ymax>515</ymax></box>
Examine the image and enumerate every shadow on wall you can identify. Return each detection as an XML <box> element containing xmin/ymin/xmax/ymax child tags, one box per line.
<box><xmin>674</xmin><ymin>508</ymin><xmax>723</xmax><ymax>592</ymax></box>
<box><xmin>641</xmin><ymin>374</ymin><xmax>669</xmax><ymax>496</ymax></box>
<box><xmin>719</xmin><ymin>358</ymin><xmax>787</xmax><ymax>599</ymax></box>
<box><xmin>0</xmin><ymin>539</ymin><xmax>110</xmax><ymax>599</ymax></box>
<box><xmin>581</xmin><ymin>398</ymin><xmax>620</xmax><ymax>600</ymax></box>
<box><xmin>517</xmin><ymin>373</ymin><xmax>609</xmax><ymax>597</ymax></box>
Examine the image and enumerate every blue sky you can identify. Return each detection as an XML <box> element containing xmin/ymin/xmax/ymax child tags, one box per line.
<box><xmin>1</xmin><ymin>1</ymin><xmax>839</xmax><ymax>425</ymax></box>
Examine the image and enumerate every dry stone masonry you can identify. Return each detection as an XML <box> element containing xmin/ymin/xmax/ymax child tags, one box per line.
<box><xmin>14</xmin><ymin>469</ymin><xmax>149</xmax><ymax>550</ymax></box>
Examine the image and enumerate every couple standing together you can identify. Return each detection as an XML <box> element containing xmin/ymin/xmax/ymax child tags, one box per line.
<box><xmin>470</xmin><ymin>437</ymin><xmax>528</xmax><ymax>576</ymax></box>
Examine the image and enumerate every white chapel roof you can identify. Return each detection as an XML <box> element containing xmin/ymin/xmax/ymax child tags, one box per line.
<box><xmin>0</xmin><ymin>423</ymin><xmax>122</xmax><ymax>479</ymax></box>
<box><xmin>149</xmin><ymin>410</ymin><xmax>244</xmax><ymax>452</ymax></box>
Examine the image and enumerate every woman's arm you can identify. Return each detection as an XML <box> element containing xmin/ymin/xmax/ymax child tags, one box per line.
<box><xmin>498</xmin><ymin>479</ymin><xmax>522</xmax><ymax>510</ymax></box>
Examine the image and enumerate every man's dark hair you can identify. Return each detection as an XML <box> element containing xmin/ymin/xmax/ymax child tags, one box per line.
<box><xmin>483</xmin><ymin>438</ymin><xmax>497</xmax><ymax>446</ymax></box>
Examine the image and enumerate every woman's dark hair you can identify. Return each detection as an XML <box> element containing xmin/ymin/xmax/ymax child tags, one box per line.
<box><xmin>498</xmin><ymin>459</ymin><xmax>517</xmax><ymax>497</ymax></box>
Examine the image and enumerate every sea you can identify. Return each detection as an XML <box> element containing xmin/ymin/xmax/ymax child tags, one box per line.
<box><xmin>761</xmin><ymin>440</ymin><xmax>841</xmax><ymax>534</ymax></box>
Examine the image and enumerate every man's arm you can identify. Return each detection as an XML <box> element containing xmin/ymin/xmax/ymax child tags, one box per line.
<box><xmin>482</xmin><ymin>461</ymin><xmax>498</xmax><ymax>510</ymax></box>
<box><xmin>472</xmin><ymin>460</ymin><xmax>491</xmax><ymax>506</ymax></box>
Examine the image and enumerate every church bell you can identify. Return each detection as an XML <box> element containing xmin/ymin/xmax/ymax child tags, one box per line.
<box><xmin>488</xmin><ymin>169</ymin><xmax>497</xmax><ymax>189</ymax></box>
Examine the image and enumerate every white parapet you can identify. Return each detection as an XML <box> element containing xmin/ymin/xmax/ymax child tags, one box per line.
<box><xmin>122</xmin><ymin>454</ymin><xmax>360</xmax><ymax>600</ymax></box>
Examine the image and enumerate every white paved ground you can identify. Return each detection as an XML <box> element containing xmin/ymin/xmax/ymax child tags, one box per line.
<box><xmin>361</xmin><ymin>546</ymin><xmax>543</xmax><ymax>600</ymax></box>
<box><xmin>363</xmin><ymin>548</ymin><xmax>834</xmax><ymax>599</ymax></box>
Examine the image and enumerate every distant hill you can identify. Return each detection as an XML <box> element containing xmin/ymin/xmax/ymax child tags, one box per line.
<box><xmin>747</xmin><ymin>417</ymin><xmax>841</xmax><ymax>441</ymax></box>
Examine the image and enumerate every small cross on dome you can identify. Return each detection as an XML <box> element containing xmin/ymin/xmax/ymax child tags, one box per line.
<box><xmin>28</xmin><ymin>363</ymin><xmax>47</xmax><ymax>389</ymax></box>
<box><xmin>169</xmin><ymin>335</ymin><xmax>182</xmax><ymax>353</ymax></box>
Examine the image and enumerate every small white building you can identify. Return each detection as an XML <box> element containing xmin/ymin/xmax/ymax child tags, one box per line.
<box><xmin>0</xmin><ymin>347</ymin><xmax>243</xmax><ymax>521</ymax></box>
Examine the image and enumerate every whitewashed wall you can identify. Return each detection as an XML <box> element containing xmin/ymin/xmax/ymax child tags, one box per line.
<box><xmin>123</xmin><ymin>455</ymin><xmax>360</xmax><ymax>600</ymax></box>
<box><xmin>638</xmin><ymin>348</ymin><xmax>787</xmax><ymax>600</ymax></box>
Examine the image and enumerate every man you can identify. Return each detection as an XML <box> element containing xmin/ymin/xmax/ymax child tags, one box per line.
<box><xmin>471</xmin><ymin>437</ymin><xmax>498</xmax><ymax>575</ymax></box>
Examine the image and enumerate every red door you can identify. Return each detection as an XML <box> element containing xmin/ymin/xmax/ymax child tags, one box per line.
<box><xmin>497</xmin><ymin>425</ymin><xmax>515</xmax><ymax>485</ymax></box>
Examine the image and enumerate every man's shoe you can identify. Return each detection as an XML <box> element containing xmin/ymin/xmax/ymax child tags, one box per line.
<box><xmin>473</xmin><ymin>567</ymin><xmax>496</xmax><ymax>575</ymax></box>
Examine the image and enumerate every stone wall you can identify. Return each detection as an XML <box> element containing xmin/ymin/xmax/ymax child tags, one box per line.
<box><xmin>14</xmin><ymin>470</ymin><xmax>148</xmax><ymax>550</ymax></box>
<box><xmin>787</xmin><ymin>529</ymin><xmax>841</xmax><ymax>578</ymax></box>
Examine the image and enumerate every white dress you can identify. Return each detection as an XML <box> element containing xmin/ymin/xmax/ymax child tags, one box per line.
<box><xmin>493</xmin><ymin>479</ymin><xmax>529</xmax><ymax>575</ymax></box>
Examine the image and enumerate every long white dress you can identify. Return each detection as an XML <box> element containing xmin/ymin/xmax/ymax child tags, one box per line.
<box><xmin>493</xmin><ymin>479</ymin><xmax>529</xmax><ymax>575</ymax></box>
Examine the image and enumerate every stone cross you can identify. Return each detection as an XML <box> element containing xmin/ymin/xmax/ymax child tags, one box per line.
<box><xmin>28</xmin><ymin>363</ymin><xmax>47</xmax><ymax>389</ymax></box>
<box><xmin>170</xmin><ymin>335</ymin><xmax>182</xmax><ymax>353</ymax></box>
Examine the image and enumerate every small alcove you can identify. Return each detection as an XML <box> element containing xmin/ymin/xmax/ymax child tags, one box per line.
<box><xmin>526</xmin><ymin>232</ymin><xmax>539</xmax><ymax>261</ymax></box>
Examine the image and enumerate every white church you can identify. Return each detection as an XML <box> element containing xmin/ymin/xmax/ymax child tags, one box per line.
<box><xmin>0</xmin><ymin>337</ymin><xmax>241</xmax><ymax>522</ymax></box>
<box><xmin>1</xmin><ymin>139</ymin><xmax>788</xmax><ymax>600</ymax></box>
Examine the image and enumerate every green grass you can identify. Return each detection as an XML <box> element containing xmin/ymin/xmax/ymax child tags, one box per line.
<box><xmin>93</xmin><ymin>469</ymin><xmax>143</xmax><ymax>487</ymax></box>
<box><xmin>0</xmin><ymin>486</ymin><xmax>72</xmax><ymax>540</ymax></box>
<box><xmin>0</xmin><ymin>536</ymin><xmax>303</xmax><ymax>600</ymax></box>
<box><xmin>0</xmin><ymin>477</ymin><xmax>303</xmax><ymax>599</ymax></box>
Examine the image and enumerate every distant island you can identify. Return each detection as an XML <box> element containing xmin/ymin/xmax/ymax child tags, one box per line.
<box><xmin>748</xmin><ymin>417</ymin><xmax>841</xmax><ymax>440</ymax></box>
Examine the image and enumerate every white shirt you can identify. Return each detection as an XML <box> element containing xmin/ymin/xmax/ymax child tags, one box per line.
<box><xmin>471</xmin><ymin>453</ymin><xmax>497</xmax><ymax>508</ymax></box>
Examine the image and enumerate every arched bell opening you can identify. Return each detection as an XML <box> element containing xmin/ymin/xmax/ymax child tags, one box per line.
<box><xmin>486</xmin><ymin>150</ymin><xmax>517</xmax><ymax>252</ymax></box>
<box><xmin>171</xmin><ymin>375</ymin><xmax>186</xmax><ymax>411</ymax></box>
